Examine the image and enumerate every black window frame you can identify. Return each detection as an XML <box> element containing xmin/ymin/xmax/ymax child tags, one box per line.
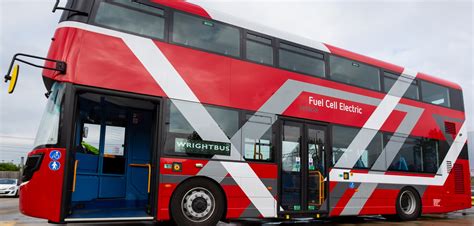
<box><xmin>243</xmin><ymin>31</ymin><xmax>276</xmax><ymax>66</ymax></box>
<box><xmin>328</xmin><ymin>54</ymin><xmax>382</xmax><ymax>92</ymax></box>
<box><xmin>277</xmin><ymin>40</ymin><xmax>327</xmax><ymax>78</ymax></box>
<box><xmin>449</xmin><ymin>88</ymin><xmax>465</xmax><ymax>111</ymax></box>
<box><xmin>240</xmin><ymin>111</ymin><xmax>276</xmax><ymax>163</ymax></box>
<box><xmin>163</xmin><ymin>99</ymin><xmax>241</xmax><ymax>158</ymax></box>
<box><xmin>330</xmin><ymin>124</ymin><xmax>384</xmax><ymax>170</ymax></box>
<box><xmin>420</xmin><ymin>80</ymin><xmax>451</xmax><ymax>108</ymax></box>
<box><xmin>329</xmin><ymin>122</ymin><xmax>445</xmax><ymax>175</ymax></box>
<box><xmin>385</xmin><ymin>134</ymin><xmax>442</xmax><ymax>175</ymax></box>
<box><xmin>382</xmin><ymin>71</ymin><xmax>420</xmax><ymax>101</ymax></box>
<box><xmin>90</xmin><ymin>0</ymin><xmax>169</xmax><ymax>41</ymax></box>
<box><xmin>169</xmin><ymin>10</ymin><xmax>243</xmax><ymax>58</ymax></box>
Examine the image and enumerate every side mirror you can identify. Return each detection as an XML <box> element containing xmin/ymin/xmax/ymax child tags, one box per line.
<box><xmin>3</xmin><ymin>53</ymin><xmax>67</xmax><ymax>95</ymax></box>
<box><xmin>5</xmin><ymin>64</ymin><xmax>19</xmax><ymax>94</ymax></box>
<box><xmin>83</xmin><ymin>126</ymin><xmax>89</xmax><ymax>138</ymax></box>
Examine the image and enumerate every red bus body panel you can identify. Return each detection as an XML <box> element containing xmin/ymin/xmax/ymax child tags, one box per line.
<box><xmin>19</xmin><ymin>148</ymin><xmax>66</xmax><ymax>222</ymax></box>
<box><xmin>27</xmin><ymin>0</ymin><xmax>469</xmax><ymax>222</ymax></box>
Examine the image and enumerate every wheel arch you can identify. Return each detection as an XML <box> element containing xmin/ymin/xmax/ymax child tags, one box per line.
<box><xmin>170</xmin><ymin>175</ymin><xmax>228</xmax><ymax>221</ymax></box>
<box><xmin>399</xmin><ymin>185</ymin><xmax>423</xmax><ymax>217</ymax></box>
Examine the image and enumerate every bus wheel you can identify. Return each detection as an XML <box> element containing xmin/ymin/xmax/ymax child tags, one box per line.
<box><xmin>170</xmin><ymin>178</ymin><xmax>225</xmax><ymax>226</ymax></box>
<box><xmin>395</xmin><ymin>187</ymin><xmax>421</xmax><ymax>221</ymax></box>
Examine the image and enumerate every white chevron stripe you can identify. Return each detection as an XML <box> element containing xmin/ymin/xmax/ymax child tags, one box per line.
<box><xmin>57</xmin><ymin>21</ymin><xmax>277</xmax><ymax>217</ymax></box>
<box><xmin>330</xmin><ymin>122</ymin><xmax>467</xmax><ymax>186</ymax></box>
<box><xmin>334</xmin><ymin>69</ymin><xmax>418</xmax><ymax>169</ymax></box>
<box><xmin>56</xmin><ymin>21</ymin><xmax>467</xmax><ymax>218</ymax></box>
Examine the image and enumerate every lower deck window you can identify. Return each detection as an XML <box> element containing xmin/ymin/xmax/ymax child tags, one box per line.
<box><xmin>243</xmin><ymin>114</ymin><xmax>274</xmax><ymax>162</ymax></box>
<box><xmin>164</xmin><ymin>100</ymin><xmax>238</xmax><ymax>157</ymax></box>
<box><xmin>332</xmin><ymin>125</ymin><xmax>383</xmax><ymax>169</ymax></box>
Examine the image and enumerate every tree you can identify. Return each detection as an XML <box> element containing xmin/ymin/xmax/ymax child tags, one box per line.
<box><xmin>0</xmin><ymin>162</ymin><xmax>20</xmax><ymax>171</ymax></box>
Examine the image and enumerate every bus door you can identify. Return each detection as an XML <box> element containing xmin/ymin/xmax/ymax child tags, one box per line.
<box><xmin>280</xmin><ymin>120</ymin><xmax>328</xmax><ymax>214</ymax></box>
<box><xmin>68</xmin><ymin>93</ymin><xmax>157</xmax><ymax>221</ymax></box>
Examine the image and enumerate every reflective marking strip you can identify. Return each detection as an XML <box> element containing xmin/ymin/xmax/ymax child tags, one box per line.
<box><xmin>222</xmin><ymin>162</ymin><xmax>277</xmax><ymax>217</ymax></box>
<box><xmin>65</xmin><ymin>217</ymin><xmax>154</xmax><ymax>222</ymax></box>
<box><xmin>340</xmin><ymin>183</ymin><xmax>377</xmax><ymax>216</ymax></box>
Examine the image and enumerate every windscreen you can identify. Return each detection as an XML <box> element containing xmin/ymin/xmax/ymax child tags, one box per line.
<box><xmin>33</xmin><ymin>83</ymin><xmax>66</xmax><ymax>147</ymax></box>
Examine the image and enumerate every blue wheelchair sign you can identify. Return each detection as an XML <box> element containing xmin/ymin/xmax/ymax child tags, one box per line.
<box><xmin>349</xmin><ymin>182</ymin><xmax>355</xmax><ymax>189</ymax></box>
<box><xmin>49</xmin><ymin>161</ymin><xmax>61</xmax><ymax>171</ymax></box>
<box><xmin>49</xmin><ymin>150</ymin><xmax>61</xmax><ymax>161</ymax></box>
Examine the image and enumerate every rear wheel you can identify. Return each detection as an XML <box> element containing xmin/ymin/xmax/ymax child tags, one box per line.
<box><xmin>170</xmin><ymin>178</ymin><xmax>225</xmax><ymax>226</ymax></box>
<box><xmin>394</xmin><ymin>187</ymin><xmax>421</xmax><ymax>221</ymax></box>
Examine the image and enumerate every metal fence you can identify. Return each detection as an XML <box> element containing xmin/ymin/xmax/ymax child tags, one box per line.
<box><xmin>0</xmin><ymin>171</ymin><xmax>21</xmax><ymax>180</ymax></box>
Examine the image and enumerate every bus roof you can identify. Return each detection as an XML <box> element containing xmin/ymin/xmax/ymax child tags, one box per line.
<box><xmin>152</xmin><ymin>0</ymin><xmax>462</xmax><ymax>90</ymax></box>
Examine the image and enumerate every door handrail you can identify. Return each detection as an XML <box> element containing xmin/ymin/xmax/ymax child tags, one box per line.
<box><xmin>72</xmin><ymin>160</ymin><xmax>79</xmax><ymax>192</ymax></box>
<box><xmin>309</xmin><ymin>170</ymin><xmax>325</xmax><ymax>206</ymax></box>
<box><xmin>129</xmin><ymin>163</ymin><xmax>151</xmax><ymax>193</ymax></box>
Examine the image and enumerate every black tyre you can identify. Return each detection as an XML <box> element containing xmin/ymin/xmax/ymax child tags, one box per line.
<box><xmin>170</xmin><ymin>178</ymin><xmax>225</xmax><ymax>226</ymax></box>
<box><xmin>394</xmin><ymin>187</ymin><xmax>421</xmax><ymax>221</ymax></box>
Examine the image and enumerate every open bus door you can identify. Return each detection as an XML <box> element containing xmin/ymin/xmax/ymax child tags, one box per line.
<box><xmin>65</xmin><ymin>92</ymin><xmax>159</xmax><ymax>222</ymax></box>
<box><xmin>280</xmin><ymin>119</ymin><xmax>329</xmax><ymax>217</ymax></box>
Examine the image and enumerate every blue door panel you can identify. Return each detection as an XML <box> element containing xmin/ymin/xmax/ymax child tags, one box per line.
<box><xmin>76</xmin><ymin>153</ymin><xmax>98</xmax><ymax>173</ymax></box>
<box><xmin>99</xmin><ymin>176</ymin><xmax>126</xmax><ymax>198</ymax></box>
<box><xmin>72</xmin><ymin>175</ymin><xmax>99</xmax><ymax>202</ymax></box>
<box><xmin>126</xmin><ymin>110</ymin><xmax>152</xmax><ymax>201</ymax></box>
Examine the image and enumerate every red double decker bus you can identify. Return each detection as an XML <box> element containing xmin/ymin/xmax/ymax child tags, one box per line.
<box><xmin>4</xmin><ymin>0</ymin><xmax>470</xmax><ymax>225</ymax></box>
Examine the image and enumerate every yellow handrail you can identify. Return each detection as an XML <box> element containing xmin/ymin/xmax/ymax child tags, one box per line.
<box><xmin>309</xmin><ymin>170</ymin><xmax>324</xmax><ymax>206</ymax></box>
<box><xmin>72</xmin><ymin>160</ymin><xmax>79</xmax><ymax>192</ymax></box>
<box><xmin>129</xmin><ymin>163</ymin><xmax>151</xmax><ymax>193</ymax></box>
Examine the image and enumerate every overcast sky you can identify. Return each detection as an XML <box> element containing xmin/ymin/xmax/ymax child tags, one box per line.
<box><xmin>0</xmin><ymin>0</ymin><xmax>473</xmax><ymax>167</ymax></box>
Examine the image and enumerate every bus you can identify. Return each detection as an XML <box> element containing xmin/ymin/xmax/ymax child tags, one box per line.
<box><xmin>3</xmin><ymin>0</ymin><xmax>470</xmax><ymax>225</ymax></box>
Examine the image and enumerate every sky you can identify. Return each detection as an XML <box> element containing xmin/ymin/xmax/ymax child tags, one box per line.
<box><xmin>0</xmin><ymin>0</ymin><xmax>473</xmax><ymax>169</ymax></box>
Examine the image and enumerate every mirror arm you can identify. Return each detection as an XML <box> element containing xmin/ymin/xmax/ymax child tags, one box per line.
<box><xmin>52</xmin><ymin>0</ymin><xmax>89</xmax><ymax>16</ymax></box>
<box><xmin>4</xmin><ymin>53</ymin><xmax>67</xmax><ymax>82</ymax></box>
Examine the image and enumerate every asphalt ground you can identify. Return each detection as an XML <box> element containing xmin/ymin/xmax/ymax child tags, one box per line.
<box><xmin>1</xmin><ymin>197</ymin><xmax>474</xmax><ymax>225</ymax></box>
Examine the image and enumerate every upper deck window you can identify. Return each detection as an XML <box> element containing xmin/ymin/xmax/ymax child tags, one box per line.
<box><xmin>279</xmin><ymin>43</ymin><xmax>325</xmax><ymax>77</ymax></box>
<box><xmin>246</xmin><ymin>33</ymin><xmax>274</xmax><ymax>65</ymax></box>
<box><xmin>383</xmin><ymin>72</ymin><xmax>419</xmax><ymax>100</ymax></box>
<box><xmin>329</xmin><ymin>56</ymin><xmax>381</xmax><ymax>91</ymax></box>
<box><xmin>421</xmin><ymin>81</ymin><xmax>450</xmax><ymax>107</ymax></box>
<box><xmin>450</xmin><ymin>88</ymin><xmax>464</xmax><ymax>111</ymax></box>
<box><xmin>172</xmin><ymin>12</ymin><xmax>241</xmax><ymax>57</ymax></box>
<box><xmin>94</xmin><ymin>0</ymin><xmax>165</xmax><ymax>40</ymax></box>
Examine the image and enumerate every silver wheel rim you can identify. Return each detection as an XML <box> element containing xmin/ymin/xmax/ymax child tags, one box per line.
<box><xmin>181</xmin><ymin>187</ymin><xmax>215</xmax><ymax>223</ymax></box>
<box><xmin>399</xmin><ymin>190</ymin><xmax>416</xmax><ymax>215</ymax></box>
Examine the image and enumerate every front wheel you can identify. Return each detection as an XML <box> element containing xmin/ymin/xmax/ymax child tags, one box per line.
<box><xmin>170</xmin><ymin>178</ymin><xmax>225</xmax><ymax>226</ymax></box>
<box><xmin>395</xmin><ymin>187</ymin><xmax>421</xmax><ymax>221</ymax></box>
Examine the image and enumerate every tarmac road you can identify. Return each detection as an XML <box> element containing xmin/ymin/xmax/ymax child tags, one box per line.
<box><xmin>1</xmin><ymin>197</ymin><xmax>474</xmax><ymax>225</ymax></box>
